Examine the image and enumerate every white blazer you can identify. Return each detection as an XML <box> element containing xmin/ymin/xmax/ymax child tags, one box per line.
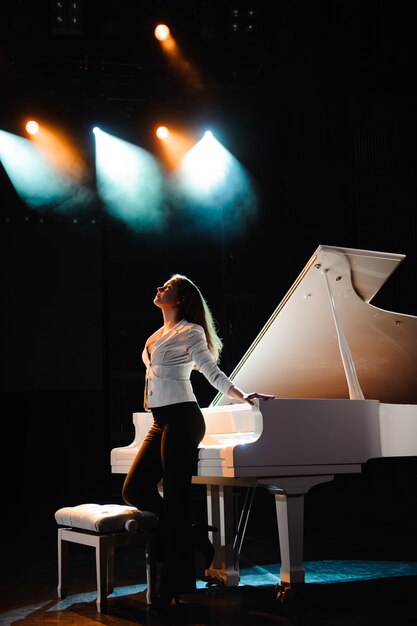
<box><xmin>142</xmin><ymin>319</ymin><xmax>234</xmax><ymax>410</ymax></box>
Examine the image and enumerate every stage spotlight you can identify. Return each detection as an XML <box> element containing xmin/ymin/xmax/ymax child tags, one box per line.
<box><xmin>156</xmin><ymin>126</ymin><xmax>169</xmax><ymax>140</ymax></box>
<box><xmin>154</xmin><ymin>24</ymin><xmax>171</xmax><ymax>42</ymax></box>
<box><xmin>93</xmin><ymin>129</ymin><xmax>166</xmax><ymax>231</ymax></box>
<box><xmin>154</xmin><ymin>20</ymin><xmax>202</xmax><ymax>90</ymax></box>
<box><xmin>172</xmin><ymin>130</ymin><xmax>258</xmax><ymax>236</ymax></box>
<box><xmin>154</xmin><ymin>126</ymin><xmax>196</xmax><ymax>171</ymax></box>
<box><xmin>0</xmin><ymin>129</ymin><xmax>87</xmax><ymax>210</ymax></box>
<box><xmin>180</xmin><ymin>131</ymin><xmax>231</xmax><ymax>193</ymax></box>
<box><xmin>26</xmin><ymin>120</ymin><xmax>40</xmax><ymax>135</ymax></box>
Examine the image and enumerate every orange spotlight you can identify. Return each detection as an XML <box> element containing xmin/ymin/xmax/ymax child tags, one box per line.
<box><xmin>154</xmin><ymin>24</ymin><xmax>170</xmax><ymax>41</ymax></box>
<box><xmin>26</xmin><ymin>120</ymin><xmax>40</xmax><ymax>135</ymax></box>
<box><xmin>154</xmin><ymin>23</ymin><xmax>203</xmax><ymax>91</ymax></box>
<box><xmin>156</xmin><ymin>126</ymin><xmax>169</xmax><ymax>140</ymax></box>
<box><xmin>31</xmin><ymin>122</ymin><xmax>86</xmax><ymax>180</ymax></box>
<box><xmin>155</xmin><ymin>126</ymin><xmax>196</xmax><ymax>171</ymax></box>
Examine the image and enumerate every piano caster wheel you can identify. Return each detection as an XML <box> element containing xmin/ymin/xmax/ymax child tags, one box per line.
<box><xmin>275</xmin><ymin>584</ymin><xmax>299</xmax><ymax>608</ymax></box>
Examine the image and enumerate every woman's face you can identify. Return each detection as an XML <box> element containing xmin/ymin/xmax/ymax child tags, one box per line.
<box><xmin>153</xmin><ymin>279</ymin><xmax>181</xmax><ymax>309</ymax></box>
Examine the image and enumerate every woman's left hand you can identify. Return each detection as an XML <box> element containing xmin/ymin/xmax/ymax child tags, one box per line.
<box><xmin>243</xmin><ymin>392</ymin><xmax>275</xmax><ymax>406</ymax></box>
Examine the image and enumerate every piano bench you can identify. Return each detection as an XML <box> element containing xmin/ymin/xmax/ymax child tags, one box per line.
<box><xmin>54</xmin><ymin>503</ymin><xmax>158</xmax><ymax>613</ymax></box>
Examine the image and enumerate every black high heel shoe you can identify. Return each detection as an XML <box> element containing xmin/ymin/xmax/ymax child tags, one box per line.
<box><xmin>149</xmin><ymin>592</ymin><xmax>180</xmax><ymax>612</ymax></box>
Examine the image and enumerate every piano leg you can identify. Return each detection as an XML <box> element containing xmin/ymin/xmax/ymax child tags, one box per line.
<box><xmin>264</xmin><ymin>476</ymin><xmax>334</xmax><ymax>603</ymax></box>
<box><xmin>273</xmin><ymin>492</ymin><xmax>305</xmax><ymax>585</ymax></box>
<box><xmin>205</xmin><ymin>484</ymin><xmax>240</xmax><ymax>586</ymax></box>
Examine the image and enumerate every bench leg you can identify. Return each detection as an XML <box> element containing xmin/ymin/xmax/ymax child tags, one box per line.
<box><xmin>107</xmin><ymin>545</ymin><xmax>115</xmax><ymax>594</ymax></box>
<box><xmin>57</xmin><ymin>528</ymin><xmax>68</xmax><ymax>599</ymax></box>
<box><xmin>145</xmin><ymin>540</ymin><xmax>157</xmax><ymax>604</ymax></box>
<box><xmin>96</xmin><ymin>537</ymin><xmax>109</xmax><ymax>613</ymax></box>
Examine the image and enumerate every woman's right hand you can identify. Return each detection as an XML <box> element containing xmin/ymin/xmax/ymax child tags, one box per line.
<box><xmin>242</xmin><ymin>392</ymin><xmax>275</xmax><ymax>406</ymax></box>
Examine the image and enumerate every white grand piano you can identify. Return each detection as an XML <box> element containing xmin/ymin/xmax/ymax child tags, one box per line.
<box><xmin>111</xmin><ymin>244</ymin><xmax>417</xmax><ymax>601</ymax></box>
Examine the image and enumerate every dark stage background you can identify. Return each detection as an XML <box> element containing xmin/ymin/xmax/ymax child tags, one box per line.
<box><xmin>0</xmin><ymin>0</ymin><xmax>416</xmax><ymax>555</ymax></box>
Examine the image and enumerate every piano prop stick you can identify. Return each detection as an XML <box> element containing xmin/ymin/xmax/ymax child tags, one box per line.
<box><xmin>111</xmin><ymin>245</ymin><xmax>417</xmax><ymax>605</ymax></box>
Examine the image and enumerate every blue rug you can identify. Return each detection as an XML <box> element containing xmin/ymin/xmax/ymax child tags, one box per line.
<box><xmin>234</xmin><ymin>559</ymin><xmax>417</xmax><ymax>587</ymax></box>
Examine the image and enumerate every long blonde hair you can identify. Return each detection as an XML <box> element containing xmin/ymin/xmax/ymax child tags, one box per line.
<box><xmin>171</xmin><ymin>274</ymin><xmax>223</xmax><ymax>362</ymax></box>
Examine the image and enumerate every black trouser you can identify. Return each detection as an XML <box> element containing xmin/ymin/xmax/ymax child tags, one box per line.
<box><xmin>122</xmin><ymin>401</ymin><xmax>206</xmax><ymax>594</ymax></box>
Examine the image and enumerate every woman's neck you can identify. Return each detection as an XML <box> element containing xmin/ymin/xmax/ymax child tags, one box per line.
<box><xmin>162</xmin><ymin>310</ymin><xmax>180</xmax><ymax>331</ymax></box>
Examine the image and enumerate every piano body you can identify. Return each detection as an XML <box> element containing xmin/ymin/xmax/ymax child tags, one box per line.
<box><xmin>111</xmin><ymin>245</ymin><xmax>417</xmax><ymax>599</ymax></box>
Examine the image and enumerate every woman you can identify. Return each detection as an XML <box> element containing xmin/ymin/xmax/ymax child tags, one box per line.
<box><xmin>122</xmin><ymin>273</ymin><xmax>274</xmax><ymax>609</ymax></box>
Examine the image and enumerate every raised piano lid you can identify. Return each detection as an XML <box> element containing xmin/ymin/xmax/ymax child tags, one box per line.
<box><xmin>211</xmin><ymin>245</ymin><xmax>417</xmax><ymax>406</ymax></box>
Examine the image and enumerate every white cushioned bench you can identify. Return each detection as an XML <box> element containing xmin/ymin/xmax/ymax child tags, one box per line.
<box><xmin>55</xmin><ymin>503</ymin><xmax>158</xmax><ymax>613</ymax></box>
